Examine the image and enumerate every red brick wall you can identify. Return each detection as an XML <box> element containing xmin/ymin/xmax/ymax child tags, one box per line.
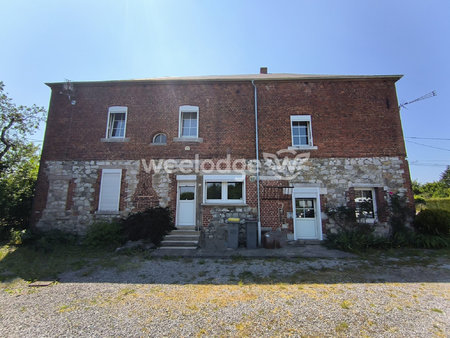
<box><xmin>42</xmin><ymin>78</ymin><xmax>405</xmax><ymax>162</ymax></box>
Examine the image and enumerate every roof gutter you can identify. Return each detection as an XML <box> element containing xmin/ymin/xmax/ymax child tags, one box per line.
<box><xmin>252</xmin><ymin>80</ymin><xmax>262</xmax><ymax>247</ymax></box>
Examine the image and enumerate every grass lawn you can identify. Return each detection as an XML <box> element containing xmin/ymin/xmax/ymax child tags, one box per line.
<box><xmin>0</xmin><ymin>242</ymin><xmax>152</xmax><ymax>283</ymax></box>
<box><xmin>0</xmin><ymin>242</ymin><xmax>449</xmax><ymax>284</ymax></box>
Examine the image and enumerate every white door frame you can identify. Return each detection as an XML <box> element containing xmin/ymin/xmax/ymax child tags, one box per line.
<box><xmin>176</xmin><ymin>180</ymin><xmax>197</xmax><ymax>227</ymax></box>
<box><xmin>292</xmin><ymin>187</ymin><xmax>323</xmax><ymax>240</ymax></box>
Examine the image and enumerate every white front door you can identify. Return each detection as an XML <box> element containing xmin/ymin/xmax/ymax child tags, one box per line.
<box><xmin>294</xmin><ymin>198</ymin><xmax>318</xmax><ymax>239</ymax></box>
<box><xmin>177</xmin><ymin>183</ymin><xmax>196</xmax><ymax>226</ymax></box>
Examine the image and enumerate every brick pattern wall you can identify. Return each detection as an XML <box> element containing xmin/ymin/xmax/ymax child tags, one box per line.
<box><xmin>42</xmin><ymin>79</ymin><xmax>405</xmax><ymax>163</ymax></box>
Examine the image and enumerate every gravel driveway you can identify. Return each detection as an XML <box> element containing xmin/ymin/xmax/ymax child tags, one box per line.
<box><xmin>0</xmin><ymin>255</ymin><xmax>449</xmax><ymax>337</ymax></box>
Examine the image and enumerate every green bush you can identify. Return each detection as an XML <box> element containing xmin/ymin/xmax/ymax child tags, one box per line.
<box><xmin>324</xmin><ymin>229</ymin><xmax>387</xmax><ymax>252</ymax></box>
<box><xmin>425</xmin><ymin>198</ymin><xmax>450</xmax><ymax>212</ymax></box>
<box><xmin>30</xmin><ymin>229</ymin><xmax>78</xmax><ymax>252</ymax></box>
<box><xmin>121</xmin><ymin>207</ymin><xmax>175</xmax><ymax>245</ymax></box>
<box><xmin>8</xmin><ymin>228</ymin><xmax>32</xmax><ymax>245</ymax></box>
<box><xmin>84</xmin><ymin>221</ymin><xmax>125</xmax><ymax>248</ymax></box>
<box><xmin>414</xmin><ymin>209</ymin><xmax>450</xmax><ymax>236</ymax></box>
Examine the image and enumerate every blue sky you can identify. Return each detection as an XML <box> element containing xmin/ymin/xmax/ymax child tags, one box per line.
<box><xmin>0</xmin><ymin>0</ymin><xmax>448</xmax><ymax>183</ymax></box>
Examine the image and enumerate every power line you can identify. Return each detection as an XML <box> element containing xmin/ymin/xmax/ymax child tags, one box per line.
<box><xmin>406</xmin><ymin>140</ymin><xmax>450</xmax><ymax>152</ymax></box>
<box><xmin>406</xmin><ymin>137</ymin><xmax>450</xmax><ymax>141</ymax></box>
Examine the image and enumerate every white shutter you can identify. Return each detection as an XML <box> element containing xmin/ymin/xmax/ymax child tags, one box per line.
<box><xmin>98</xmin><ymin>169</ymin><xmax>122</xmax><ymax>211</ymax></box>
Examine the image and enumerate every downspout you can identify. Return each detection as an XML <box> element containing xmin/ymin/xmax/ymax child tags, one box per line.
<box><xmin>251</xmin><ymin>80</ymin><xmax>262</xmax><ymax>246</ymax></box>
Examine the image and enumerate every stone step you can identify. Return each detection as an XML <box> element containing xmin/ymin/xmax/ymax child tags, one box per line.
<box><xmin>170</xmin><ymin>230</ymin><xmax>201</xmax><ymax>236</ymax></box>
<box><xmin>165</xmin><ymin>235</ymin><xmax>200</xmax><ymax>241</ymax></box>
<box><xmin>175</xmin><ymin>226</ymin><xmax>197</xmax><ymax>230</ymax></box>
<box><xmin>160</xmin><ymin>240</ymin><xmax>199</xmax><ymax>247</ymax></box>
<box><xmin>295</xmin><ymin>239</ymin><xmax>322</xmax><ymax>245</ymax></box>
<box><xmin>158</xmin><ymin>246</ymin><xmax>198</xmax><ymax>250</ymax></box>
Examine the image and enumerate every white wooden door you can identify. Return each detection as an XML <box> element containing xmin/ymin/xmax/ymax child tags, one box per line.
<box><xmin>294</xmin><ymin>198</ymin><xmax>318</xmax><ymax>239</ymax></box>
<box><xmin>177</xmin><ymin>184</ymin><xmax>196</xmax><ymax>226</ymax></box>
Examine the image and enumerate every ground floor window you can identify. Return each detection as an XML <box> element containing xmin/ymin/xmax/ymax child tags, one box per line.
<box><xmin>354</xmin><ymin>188</ymin><xmax>377</xmax><ymax>222</ymax></box>
<box><xmin>98</xmin><ymin>169</ymin><xmax>122</xmax><ymax>211</ymax></box>
<box><xmin>203</xmin><ymin>175</ymin><xmax>245</xmax><ymax>204</ymax></box>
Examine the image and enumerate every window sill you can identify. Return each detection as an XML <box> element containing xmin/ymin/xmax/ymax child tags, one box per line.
<box><xmin>101</xmin><ymin>137</ymin><xmax>130</xmax><ymax>143</ymax></box>
<box><xmin>201</xmin><ymin>203</ymin><xmax>248</xmax><ymax>207</ymax></box>
<box><xmin>150</xmin><ymin>143</ymin><xmax>167</xmax><ymax>146</ymax></box>
<box><xmin>288</xmin><ymin>145</ymin><xmax>318</xmax><ymax>150</ymax></box>
<box><xmin>173</xmin><ymin>137</ymin><xmax>203</xmax><ymax>143</ymax></box>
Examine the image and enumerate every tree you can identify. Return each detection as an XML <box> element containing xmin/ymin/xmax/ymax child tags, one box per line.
<box><xmin>0</xmin><ymin>142</ymin><xmax>40</xmax><ymax>238</ymax></box>
<box><xmin>0</xmin><ymin>81</ymin><xmax>46</xmax><ymax>170</ymax></box>
<box><xmin>441</xmin><ymin>166</ymin><xmax>450</xmax><ymax>188</ymax></box>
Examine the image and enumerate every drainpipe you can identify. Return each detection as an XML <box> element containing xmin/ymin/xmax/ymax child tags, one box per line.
<box><xmin>251</xmin><ymin>80</ymin><xmax>262</xmax><ymax>246</ymax></box>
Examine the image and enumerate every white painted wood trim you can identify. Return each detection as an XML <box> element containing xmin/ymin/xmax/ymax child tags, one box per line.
<box><xmin>292</xmin><ymin>187</ymin><xmax>323</xmax><ymax>240</ymax></box>
<box><xmin>178</xmin><ymin>105</ymin><xmax>199</xmax><ymax>138</ymax></box>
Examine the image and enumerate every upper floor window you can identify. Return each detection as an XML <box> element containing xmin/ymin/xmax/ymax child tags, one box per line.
<box><xmin>290</xmin><ymin>115</ymin><xmax>313</xmax><ymax>147</ymax></box>
<box><xmin>152</xmin><ymin>133</ymin><xmax>167</xmax><ymax>144</ymax></box>
<box><xmin>354</xmin><ymin>188</ymin><xmax>377</xmax><ymax>222</ymax></box>
<box><xmin>179</xmin><ymin>105</ymin><xmax>198</xmax><ymax>138</ymax></box>
<box><xmin>106</xmin><ymin>106</ymin><xmax>127</xmax><ymax>138</ymax></box>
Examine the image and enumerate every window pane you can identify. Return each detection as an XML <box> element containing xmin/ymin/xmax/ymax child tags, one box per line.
<box><xmin>292</xmin><ymin>121</ymin><xmax>309</xmax><ymax>145</ymax></box>
<box><xmin>181</xmin><ymin>111</ymin><xmax>198</xmax><ymax>137</ymax></box>
<box><xmin>305</xmin><ymin>208</ymin><xmax>315</xmax><ymax>218</ymax></box>
<box><xmin>154</xmin><ymin>134</ymin><xmax>167</xmax><ymax>144</ymax></box>
<box><xmin>300</xmin><ymin>135</ymin><xmax>308</xmax><ymax>145</ymax></box>
<box><xmin>180</xmin><ymin>186</ymin><xmax>195</xmax><ymax>200</ymax></box>
<box><xmin>295</xmin><ymin>199</ymin><xmax>315</xmax><ymax>218</ymax></box>
<box><xmin>354</xmin><ymin>190</ymin><xmax>374</xmax><ymax>218</ymax></box>
<box><xmin>206</xmin><ymin>182</ymin><xmax>221</xmax><ymax>199</ymax></box>
<box><xmin>110</xmin><ymin>113</ymin><xmax>126</xmax><ymax>137</ymax></box>
<box><xmin>227</xmin><ymin>182</ymin><xmax>243</xmax><ymax>200</ymax></box>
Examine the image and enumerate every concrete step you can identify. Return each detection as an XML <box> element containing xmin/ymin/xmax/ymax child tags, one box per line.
<box><xmin>160</xmin><ymin>240</ymin><xmax>199</xmax><ymax>247</ymax></box>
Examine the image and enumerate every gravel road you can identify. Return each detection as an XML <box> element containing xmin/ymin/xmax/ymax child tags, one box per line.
<box><xmin>0</xmin><ymin>255</ymin><xmax>448</xmax><ymax>337</ymax></box>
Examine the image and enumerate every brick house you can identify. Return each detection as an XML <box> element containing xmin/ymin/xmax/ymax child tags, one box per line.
<box><xmin>31</xmin><ymin>68</ymin><xmax>413</xmax><ymax>245</ymax></box>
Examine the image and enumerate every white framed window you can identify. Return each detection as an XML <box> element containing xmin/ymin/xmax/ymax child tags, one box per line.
<box><xmin>106</xmin><ymin>106</ymin><xmax>127</xmax><ymax>138</ymax></box>
<box><xmin>98</xmin><ymin>169</ymin><xmax>122</xmax><ymax>212</ymax></box>
<box><xmin>290</xmin><ymin>115</ymin><xmax>313</xmax><ymax>147</ymax></box>
<box><xmin>152</xmin><ymin>133</ymin><xmax>167</xmax><ymax>144</ymax></box>
<box><xmin>203</xmin><ymin>175</ymin><xmax>245</xmax><ymax>204</ymax></box>
<box><xmin>179</xmin><ymin>105</ymin><xmax>198</xmax><ymax>138</ymax></box>
<box><xmin>354</xmin><ymin>188</ymin><xmax>377</xmax><ymax>222</ymax></box>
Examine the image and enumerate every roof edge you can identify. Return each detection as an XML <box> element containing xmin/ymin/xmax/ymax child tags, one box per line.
<box><xmin>45</xmin><ymin>74</ymin><xmax>403</xmax><ymax>87</ymax></box>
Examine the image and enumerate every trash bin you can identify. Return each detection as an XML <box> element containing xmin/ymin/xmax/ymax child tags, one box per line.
<box><xmin>227</xmin><ymin>223</ymin><xmax>239</xmax><ymax>249</ymax></box>
<box><xmin>263</xmin><ymin>231</ymin><xmax>287</xmax><ymax>249</ymax></box>
<box><xmin>246</xmin><ymin>221</ymin><xmax>258</xmax><ymax>249</ymax></box>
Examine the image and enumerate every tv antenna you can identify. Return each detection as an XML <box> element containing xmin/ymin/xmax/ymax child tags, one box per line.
<box><xmin>399</xmin><ymin>90</ymin><xmax>436</xmax><ymax>109</ymax></box>
<box><xmin>60</xmin><ymin>79</ymin><xmax>76</xmax><ymax>105</ymax></box>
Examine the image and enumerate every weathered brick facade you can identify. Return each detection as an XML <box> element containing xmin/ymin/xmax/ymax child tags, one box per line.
<box><xmin>32</xmin><ymin>72</ymin><xmax>413</xmax><ymax>242</ymax></box>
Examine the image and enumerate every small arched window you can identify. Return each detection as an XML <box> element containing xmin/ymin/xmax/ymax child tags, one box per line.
<box><xmin>153</xmin><ymin>133</ymin><xmax>167</xmax><ymax>144</ymax></box>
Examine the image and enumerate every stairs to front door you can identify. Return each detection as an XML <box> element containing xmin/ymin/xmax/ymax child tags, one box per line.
<box><xmin>158</xmin><ymin>227</ymin><xmax>200</xmax><ymax>251</ymax></box>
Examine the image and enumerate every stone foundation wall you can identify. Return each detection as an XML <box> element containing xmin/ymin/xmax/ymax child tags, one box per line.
<box><xmin>35</xmin><ymin>156</ymin><xmax>410</xmax><ymax>237</ymax></box>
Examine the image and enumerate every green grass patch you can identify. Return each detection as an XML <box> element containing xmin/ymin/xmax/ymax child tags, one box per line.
<box><xmin>0</xmin><ymin>243</ymin><xmax>115</xmax><ymax>282</ymax></box>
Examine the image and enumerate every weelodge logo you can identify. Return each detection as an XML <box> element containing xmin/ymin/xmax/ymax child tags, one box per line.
<box><xmin>141</xmin><ymin>149</ymin><xmax>310</xmax><ymax>180</ymax></box>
